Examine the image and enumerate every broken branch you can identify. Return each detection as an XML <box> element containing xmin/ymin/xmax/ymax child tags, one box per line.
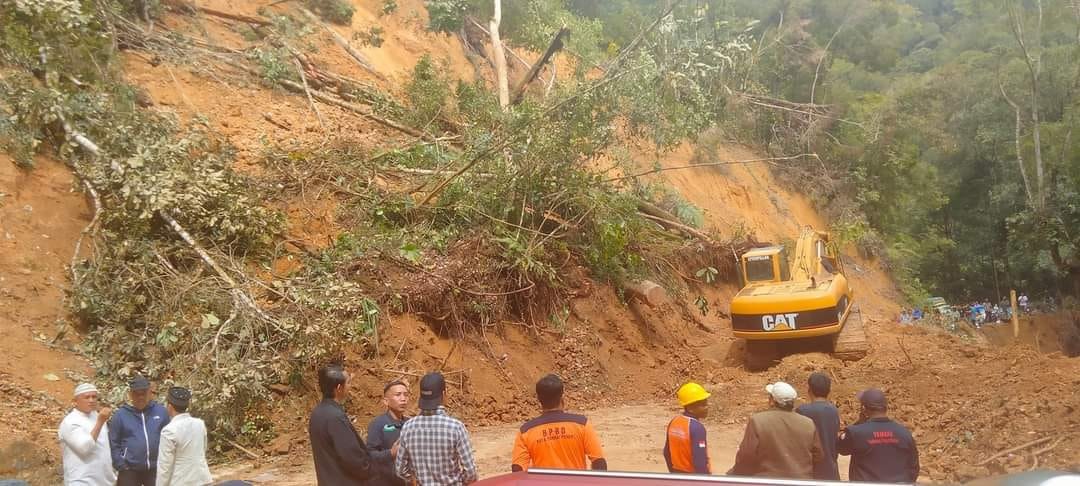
<box><xmin>294</xmin><ymin>59</ymin><xmax>326</xmax><ymax>131</ymax></box>
<box><xmin>605</xmin><ymin>154</ymin><xmax>820</xmax><ymax>182</ymax></box>
<box><xmin>277</xmin><ymin>78</ymin><xmax>432</xmax><ymax>141</ymax></box>
<box><xmin>300</xmin><ymin>8</ymin><xmax>383</xmax><ymax>80</ymax></box>
<box><xmin>977</xmin><ymin>436</ymin><xmax>1055</xmax><ymax>466</ymax></box>
<box><xmin>70</xmin><ymin>180</ymin><xmax>101</xmax><ymax>286</ymax></box>
<box><xmin>510</xmin><ymin>26</ymin><xmax>569</xmax><ymax>106</ymax></box>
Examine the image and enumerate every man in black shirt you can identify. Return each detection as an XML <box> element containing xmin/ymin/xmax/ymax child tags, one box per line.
<box><xmin>309</xmin><ymin>364</ymin><xmax>382</xmax><ymax>485</ymax></box>
<box><xmin>367</xmin><ymin>379</ymin><xmax>409</xmax><ymax>486</ymax></box>
<box><xmin>796</xmin><ymin>372</ymin><xmax>841</xmax><ymax>480</ymax></box>
<box><xmin>839</xmin><ymin>388</ymin><xmax>919</xmax><ymax>483</ymax></box>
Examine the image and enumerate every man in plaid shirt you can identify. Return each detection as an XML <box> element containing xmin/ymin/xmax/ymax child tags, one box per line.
<box><xmin>395</xmin><ymin>372</ymin><xmax>478</xmax><ymax>485</ymax></box>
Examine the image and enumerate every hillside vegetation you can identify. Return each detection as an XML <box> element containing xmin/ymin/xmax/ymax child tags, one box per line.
<box><xmin>2</xmin><ymin>0</ymin><xmax>1079</xmax><ymax>462</ymax></box>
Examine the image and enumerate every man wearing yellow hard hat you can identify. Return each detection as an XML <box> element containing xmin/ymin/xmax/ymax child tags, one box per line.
<box><xmin>662</xmin><ymin>382</ymin><xmax>712</xmax><ymax>474</ymax></box>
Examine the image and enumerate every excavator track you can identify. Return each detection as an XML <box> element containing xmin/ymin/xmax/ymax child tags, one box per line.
<box><xmin>832</xmin><ymin>305</ymin><xmax>869</xmax><ymax>361</ymax></box>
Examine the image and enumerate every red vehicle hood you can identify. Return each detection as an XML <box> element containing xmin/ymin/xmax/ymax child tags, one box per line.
<box><xmin>474</xmin><ymin>469</ymin><xmax>913</xmax><ymax>486</ymax></box>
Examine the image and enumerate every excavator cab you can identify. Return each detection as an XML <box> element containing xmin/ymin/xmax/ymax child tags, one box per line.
<box><xmin>740</xmin><ymin>246</ymin><xmax>791</xmax><ymax>285</ymax></box>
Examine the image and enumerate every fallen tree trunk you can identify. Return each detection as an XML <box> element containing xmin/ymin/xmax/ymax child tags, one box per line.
<box><xmin>300</xmin><ymin>8</ymin><xmax>384</xmax><ymax>80</ymax></box>
<box><xmin>510</xmin><ymin>26</ymin><xmax>569</xmax><ymax>106</ymax></box>
<box><xmin>621</xmin><ymin>280</ymin><xmax>667</xmax><ymax>307</ymax></box>
<box><xmin>636</xmin><ymin>201</ymin><xmax>719</xmax><ymax>246</ymax></box>
<box><xmin>278</xmin><ymin>79</ymin><xmax>433</xmax><ymax>141</ymax></box>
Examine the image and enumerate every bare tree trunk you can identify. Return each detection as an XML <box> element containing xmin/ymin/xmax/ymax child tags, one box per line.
<box><xmin>999</xmin><ymin>80</ymin><xmax>1036</xmax><ymax>207</ymax></box>
<box><xmin>489</xmin><ymin>0</ymin><xmax>509</xmax><ymax>109</ymax></box>
<box><xmin>1008</xmin><ymin>0</ymin><xmax>1046</xmax><ymax>210</ymax></box>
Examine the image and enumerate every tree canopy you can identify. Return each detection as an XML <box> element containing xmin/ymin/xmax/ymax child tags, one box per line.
<box><xmin>475</xmin><ymin>0</ymin><xmax>1080</xmax><ymax>305</ymax></box>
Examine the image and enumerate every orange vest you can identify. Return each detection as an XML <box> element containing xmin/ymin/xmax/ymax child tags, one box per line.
<box><xmin>512</xmin><ymin>411</ymin><xmax>604</xmax><ymax>471</ymax></box>
<box><xmin>666</xmin><ymin>415</ymin><xmax>711</xmax><ymax>473</ymax></box>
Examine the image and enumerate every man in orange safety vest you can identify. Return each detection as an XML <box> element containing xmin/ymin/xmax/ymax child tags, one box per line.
<box><xmin>662</xmin><ymin>382</ymin><xmax>712</xmax><ymax>474</ymax></box>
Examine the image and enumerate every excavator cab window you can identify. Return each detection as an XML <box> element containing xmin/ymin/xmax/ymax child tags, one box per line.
<box><xmin>744</xmin><ymin>255</ymin><xmax>777</xmax><ymax>282</ymax></box>
<box><xmin>743</xmin><ymin>247</ymin><xmax>790</xmax><ymax>283</ymax></box>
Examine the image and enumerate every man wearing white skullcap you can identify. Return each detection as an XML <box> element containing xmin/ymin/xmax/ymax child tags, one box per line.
<box><xmin>730</xmin><ymin>381</ymin><xmax>822</xmax><ymax>479</ymax></box>
<box><xmin>58</xmin><ymin>383</ymin><xmax>116</xmax><ymax>485</ymax></box>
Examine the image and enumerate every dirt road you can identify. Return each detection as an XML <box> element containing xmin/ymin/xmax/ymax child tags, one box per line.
<box><xmin>215</xmin><ymin>403</ymin><xmax>851</xmax><ymax>484</ymax></box>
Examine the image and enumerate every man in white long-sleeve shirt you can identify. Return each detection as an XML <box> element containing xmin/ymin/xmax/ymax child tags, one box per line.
<box><xmin>58</xmin><ymin>383</ymin><xmax>116</xmax><ymax>486</ymax></box>
<box><xmin>156</xmin><ymin>386</ymin><xmax>213</xmax><ymax>486</ymax></box>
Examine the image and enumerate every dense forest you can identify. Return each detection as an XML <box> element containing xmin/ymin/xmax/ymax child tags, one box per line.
<box><xmin>446</xmin><ymin>0</ymin><xmax>1080</xmax><ymax>305</ymax></box>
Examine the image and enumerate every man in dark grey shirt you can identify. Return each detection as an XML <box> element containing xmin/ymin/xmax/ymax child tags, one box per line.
<box><xmin>367</xmin><ymin>379</ymin><xmax>409</xmax><ymax>486</ymax></box>
<box><xmin>796</xmin><ymin>372</ymin><xmax>840</xmax><ymax>480</ymax></box>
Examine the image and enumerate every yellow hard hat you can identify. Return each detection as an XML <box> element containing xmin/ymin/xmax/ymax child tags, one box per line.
<box><xmin>677</xmin><ymin>382</ymin><xmax>711</xmax><ymax>407</ymax></box>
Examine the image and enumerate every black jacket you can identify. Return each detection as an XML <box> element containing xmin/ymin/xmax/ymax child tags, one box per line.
<box><xmin>366</xmin><ymin>412</ymin><xmax>407</xmax><ymax>486</ymax></box>
<box><xmin>309</xmin><ymin>399</ymin><xmax>374</xmax><ymax>485</ymax></box>
<box><xmin>838</xmin><ymin>417</ymin><xmax>919</xmax><ymax>483</ymax></box>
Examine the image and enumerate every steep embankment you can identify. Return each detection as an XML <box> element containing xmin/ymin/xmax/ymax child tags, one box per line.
<box><xmin>0</xmin><ymin>155</ymin><xmax>95</xmax><ymax>481</ymax></box>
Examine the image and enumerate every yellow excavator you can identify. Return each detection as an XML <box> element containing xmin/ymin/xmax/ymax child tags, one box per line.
<box><xmin>730</xmin><ymin>227</ymin><xmax>868</xmax><ymax>369</ymax></box>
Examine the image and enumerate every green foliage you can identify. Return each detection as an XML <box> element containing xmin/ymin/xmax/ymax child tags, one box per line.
<box><xmin>398</xmin><ymin>242</ymin><xmax>423</xmax><ymax>264</ymax></box>
<box><xmin>498</xmin><ymin>0</ymin><xmax>606</xmax><ymax>75</ymax></box>
<box><xmin>354</xmin><ymin>26</ymin><xmax>385</xmax><ymax>47</ymax></box>
<box><xmin>695</xmin><ymin>267</ymin><xmax>718</xmax><ymax>284</ymax></box>
<box><xmin>403</xmin><ymin>55</ymin><xmax>452</xmax><ymax>128</ymax></box>
<box><xmin>304</xmin><ymin>0</ymin><xmax>354</xmax><ymax>25</ymax></box>
<box><xmin>249</xmin><ymin>46</ymin><xmax>298</xmax><ymax>85</ymax></box>
<box><xmin>424</xmin><ymin>0</ymin><xmax>468</xmax><ymax>33</ymax></box>
<box><xmin>494</xmin><ymin>232</ymin><xmax>557</xmax><ymax>285</ymax></box>
<box><xmin>0</xmin><ymin>0</ymin><xmax>112</xmax><ymax>82</ymax></box>
<box><xmin>694</xmin><ymin>295</ymin><xmax>709</xmax><ymax>316</ymax></box>
<box><xmin>381</xmin><ymin>0</ymin><xmax>397</xmax><ymax>16</ymax></box>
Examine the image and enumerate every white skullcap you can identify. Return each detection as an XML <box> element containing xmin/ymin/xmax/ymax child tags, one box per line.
<box><xmin>766</xmin><ymin>382</ymin><xmax>798</xmax><ymax>405</ymax></box>
<box><xmin>73</xmin><ymin>383</ymin><xmax>98</xmax><ymax>398</ymax></box>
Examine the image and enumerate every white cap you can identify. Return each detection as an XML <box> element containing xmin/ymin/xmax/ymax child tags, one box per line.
<box><xmin>765</xmin><ymin>382</ymin><xmax>797</xmax><ymax>405</ymax></box>
<box><xmin>74</xmin><ymin>383</ymin><xmax>98</xmax><ymax>398</ymax></box>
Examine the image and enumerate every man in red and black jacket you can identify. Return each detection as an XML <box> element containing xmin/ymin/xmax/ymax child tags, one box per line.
<box><xmin>839</xmin><ymin>388</ymin><xmax>920</xmax><ymax>483</ymax></box>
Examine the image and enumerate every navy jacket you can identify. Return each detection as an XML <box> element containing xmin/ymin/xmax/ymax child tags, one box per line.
<box><xmin>366</xmin><ymin>412</ymin><xmax>407</xmax><ymax>486</ymax></box>
<box><xmin>108</xmin><ymin>401</ymin><xmax>170</xmax><ymax>471</ymax></box>
<box><xmin>797</xmin><ymin>400</ymin><xmax>841</xmax><ymax>480</ymax></box>
<box><xmin>838</xmin><ymin>417</ymin><xmax>919</xmax><ymax>483</ymax></box>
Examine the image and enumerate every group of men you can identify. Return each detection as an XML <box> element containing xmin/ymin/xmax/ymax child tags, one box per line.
<box><xmin>310</xmin><ymin>364</ymin><xmax>919</xmax><ymax>485</ymax></box>
<box><xmin>667</xmin><ymin>372</ymin><xmax>919</xmax><ymax>483</ymax></box>
<box><xmin>58</xmin><ymin>377</ymin><xmax>213</xmax><ymax>486</ymax></box>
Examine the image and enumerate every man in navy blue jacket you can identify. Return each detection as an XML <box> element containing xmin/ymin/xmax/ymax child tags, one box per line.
<box><xmin>109</xmin><ymin>376</ymin><xmax>170</xmax><ymax>486</ymax></box>
<box><xmin>796</xmin><ymin>372</ymin><xmax>841</xmax><ymax>480</ymax></box>
<box><xmin>839</xmin><ymin>388</ymin><xmax>919</xmax><ymax>483</ymax></box>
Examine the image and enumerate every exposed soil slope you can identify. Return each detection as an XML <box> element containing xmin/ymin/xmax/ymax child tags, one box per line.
<box><xmin>0</xmin><ymin>155</ymin><xmax>95</xmax><ymax>480</ymax></box>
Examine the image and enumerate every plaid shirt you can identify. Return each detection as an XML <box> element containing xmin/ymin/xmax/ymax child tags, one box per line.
<box><xmin>395</xmin><ymin>407</ymin><xmax>477</xmax><ymax>486</ymax></box>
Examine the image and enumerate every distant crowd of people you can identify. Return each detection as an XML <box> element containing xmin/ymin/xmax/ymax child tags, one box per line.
<box><xmin>899</xmin><ymin>292</ymin><xmax>1045</xmax><ymax>329</ymax></box>
<box><xmin>58</xmin><ymin>367</ymin><xmax>919</xmax><ymax>485</ymax></box>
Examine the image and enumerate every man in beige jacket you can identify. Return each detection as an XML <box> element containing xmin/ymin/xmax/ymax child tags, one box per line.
<box><xmin>156</xmin><ymin>387</ymin><xmax>213</xmax><ymax>486</ymax></box>
<box><xmin>729</xmin><ymin>381</ymin><xmax>822</xmax><ymax>479</ymax></box>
